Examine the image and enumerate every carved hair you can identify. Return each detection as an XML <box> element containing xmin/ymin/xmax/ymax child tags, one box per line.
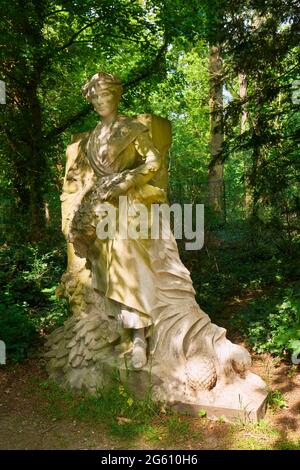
<box><xmin>82</xmin><ymin>72</ymin><xmax>123</xmax><ymax>102</ymax></box>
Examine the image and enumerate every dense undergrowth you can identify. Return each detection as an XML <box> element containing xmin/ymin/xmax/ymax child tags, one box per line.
<box><xmin>1</xmin><ymin>220</ymin><xmax>300</xmax><ymax>363</ymax></box>
<box><xmin>0</xmin><ymin>242</ymin><xmax>69</xmax><ymax>361</ymax></box>
<box><xmin>181</xmin><ymin>220</ymin><xmax>300</xmax><ymax>360</ymax></box>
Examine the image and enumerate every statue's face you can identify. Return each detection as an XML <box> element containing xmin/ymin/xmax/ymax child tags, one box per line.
<box><xmin>90</xmin><ymin>87</ymin><xmax>119</xmax><ymax>118</ymax></box>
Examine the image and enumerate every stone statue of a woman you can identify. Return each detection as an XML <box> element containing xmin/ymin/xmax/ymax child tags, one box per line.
<box><xmin>46</xmin><ymin>72</ymin><xmax>267</xmax><ymax>420</ymax></box>
<box><xmin>70</xmin><ymin>72</ymin><xmax>171</xmax><ymax>370</ymax></box>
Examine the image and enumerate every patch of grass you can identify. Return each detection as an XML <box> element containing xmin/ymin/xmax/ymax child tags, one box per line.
<box><xmin>274</xmin><ymin>439</ymin><xmax>300</xmax><ymax>450</ymax></box>
<box><xmin>217</xmin><ymin>416</ymin><xmax>226</xmax><ymax>424</ymax></box>
<box><xmin>231</xmin><ymin>419</ymin><xmax>280</xmax><ymax>450</ymax></box>
<box><xmin>38</xmin><ymin>376</ymin><xmax>162</xmax><ymax>441</ymax></box>
<box><xmin>37</xmin><ymin>375</ymin><xmax>206</xmax><ymax>447</ymax></box>
<box><xmin>287</xmin><ymin>364</ymin><xmax>300</xmax><ymax>378</ymax></box>
<box><xmin>267</xmin><ymin>389</ymin><xmax>287</xmax><ymax>411</ymax></box>
<box><xmin>166</xmin><ymin>416</ymin><xmax>190</xmax><ymax>440</ymax></box>
<box><xmin>143</xmin><ymin>425</ymin><xmax>164</xmax><ymax>444</ymax></box>
<box><xmin>247</xmin><ymin>419</ymin><xmax>280</xmax><ymax>437</ymax></box>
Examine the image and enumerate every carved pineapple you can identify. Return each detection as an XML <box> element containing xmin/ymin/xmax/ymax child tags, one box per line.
<box><xmin>185</xmin><ymin>356</ymin><xmax>217</xmax><ymax>394</ymax></box>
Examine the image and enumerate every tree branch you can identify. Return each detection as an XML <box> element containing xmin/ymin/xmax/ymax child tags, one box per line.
<box><xmin>44</xmin><ymin>41</ymin><xmax>169</xmax><ymax>141</ymax></box>
<box><xmin>58</xmin><ymin>18</ymin><xmax>102</xmax><ymax>52</ymax></box>
<box><xmin>43</xmin><ymin>9</ymin><xmax>69</xmax><ymax>19</ymax></box>
<box><xmin>70</xmin><ymin>33</ymin><xmax>143</xmax><ymax>45</ymax></box>
<box><xmin>44</xmin><ymin>104</ymin><xmax>92</xmax><ymax>141</ymax></box>
<box><xmin>124</xmin><ymin>41</ymin><xmax>168</xmax><ymax>89</ymax></box>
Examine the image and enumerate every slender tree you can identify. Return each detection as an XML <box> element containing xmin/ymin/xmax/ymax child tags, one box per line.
<box><xmin>207</xmin><ymin>44</ymin><xmax>225</xmax><ymax>220</ymax></box>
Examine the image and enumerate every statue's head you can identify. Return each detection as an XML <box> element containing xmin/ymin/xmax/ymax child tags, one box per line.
<box><xmin>82</xmin><ymin>72</ymin><xmax>123</xmax><ymax>118</ymax></box>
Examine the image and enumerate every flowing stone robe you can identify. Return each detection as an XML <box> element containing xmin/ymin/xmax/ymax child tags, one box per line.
<box><xmin>69</xmin><ymin>115</ymin><xmax>196</xmax><ymax>331</ymax></box>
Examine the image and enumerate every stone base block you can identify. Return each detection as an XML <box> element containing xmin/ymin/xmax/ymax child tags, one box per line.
<box><xmin>104</xmin><ymin>358</ymin><xmax>268</xmax><ymax>423</ymax></box>
<box><xmin>170</xmin><ymin>374</ymin><xmax>268</xmax><ymax>423</ymax></box>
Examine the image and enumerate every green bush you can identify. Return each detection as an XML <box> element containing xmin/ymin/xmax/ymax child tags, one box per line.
<box><xmin>0</xmin><ymin>293</ymin><xmax>37</xmax><ymax>362</ymax></box>
<box><xmin>0</xmin><ymin>243</ymin><xmax>69</xmax><ymax>362</ymax></box>
<box><xmin>180</xmin><ymin>221</ymin><xmax>300</xmax><ymax>318</ymax></box>
<box><xmin>231</xmin><ymin>282</ymin><xmax>300</xmax><ymax>358</ymax></box>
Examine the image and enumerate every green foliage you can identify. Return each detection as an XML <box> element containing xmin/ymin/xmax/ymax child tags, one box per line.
<box><xmin>0</xmin><ymin>295</ymin><xmax>37</xmax><ymax>363</ymax></box>
<box><xmin>38</xmin><ymin>374</ymin><xmax>199</xmax><ymax>444</ymax></box>
<box><xmin>180</xmin><ymin>221</ymin><xmax>300</xmax><ymax>316</ymax></box>
<box><xmin>221</xmin><ymin>1</ymin><xmax>300</xmax><ymax>232</ymax></box>
<box><xmin>275</xmin><ymin>439</ymin><xmax>300</xmax><ymax>450</ymax></box>
<box><xmin>232</xmin><ymin>282</ymin><xmax>300</xmax><ymax>358</ymax></box>
<box><xmin>217</xmin><ymin>416</ymin><xmax>226</xmax><ymax>423</ymax></box>
<box><xmin>39</xmin><ymin>377</ymin><xmax>161</xmax><ymax>439</ymax></box>
<box><xmin>166</xmin><ymin>416</ymin><xmax>190</xmax><ymax>439</ymax></box>
<box><xmin>0</xmin><ymin>0</ymin><xmax>299</xmax><ymax>366</ymax></box>
<box><xmin>267</xmin><ymin>389</ymin><xmax>287</xmax><ymax>411</ymax></box>
<box><xmin>0</xmin><ymin>0</ymin><xmax>206</xmax><ymax>241</ymax></box>
<box><xmin>0</xmin><ymin>243</ymin><xmax>69</xmax><ymax>361</ymax></box>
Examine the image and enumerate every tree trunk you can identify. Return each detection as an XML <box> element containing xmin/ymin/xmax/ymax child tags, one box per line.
<box><xmin>2</xmin><ymin>4</ymin><xmax>47</xmax><ymax>242</ymax></box>
<box><xmin>208</xmin><ymin>44</ymin><xmax>225</xmax><ymax>223</ymax></box>
<box><xmin>6</xmin><ymin>86</ymin><xmax>46</xmax><ymax>242</ymax></box>
<box><xmin>239</xmin><ymin>72</ymin><xmax>252</xmax><ymax>215</ymax></box>
<box><xmin>28</xmin><ymin>161</ymin><xmax>46</xmax><ymax>242</ymax></box>
<box><xmin>27</xmin><ymin>85</ymin><xmax>46</xmax><ymax>241</ymax></box>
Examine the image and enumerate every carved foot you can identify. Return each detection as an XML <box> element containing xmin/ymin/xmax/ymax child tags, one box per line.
<box><xmin>217</xmin><ymin>339</ymin><xmax>252</xmax><ymax>379</ymax></box>
<box><xmin>229</xmin><ymin>342</ymin><xmax>252</xmax><ymax>374</ymax></box>
<box><xmin>131</xmin><ymin>337</ymin><xmax>147</xmax><ymax>370</ymax></box>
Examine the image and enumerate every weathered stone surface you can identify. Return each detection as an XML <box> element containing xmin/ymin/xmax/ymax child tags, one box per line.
<box><xmin>71</xmin><ymin>355</ymin><xmax>83</xmax><ymax>368</ymax></box>
<box><xmin>45</xmin><ymin>71</ymin><xmax>268</xmax><ymax>422</ymax></box>
<box><xmin>170</xmin><ymin>373</ymin><xmax>268</xmax><ymax>423</ymax></box>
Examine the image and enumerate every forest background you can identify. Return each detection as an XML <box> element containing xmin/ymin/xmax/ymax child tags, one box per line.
<box><xmin>0</xmin><ymin>0</ymin><xmax>299</xmax><ymax>371</ymax></box>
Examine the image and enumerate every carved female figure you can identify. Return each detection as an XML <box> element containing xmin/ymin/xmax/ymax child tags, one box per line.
<box><xmin>70</xmin><ymin>72</ymin><xmax>172</xmax><ymax>369</ymax></box>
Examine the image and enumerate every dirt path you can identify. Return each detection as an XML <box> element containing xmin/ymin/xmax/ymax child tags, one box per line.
<box><xmin>0</xmin><ymin>355</ymin><xmax>299</xmax><ymax>450</ymax></box>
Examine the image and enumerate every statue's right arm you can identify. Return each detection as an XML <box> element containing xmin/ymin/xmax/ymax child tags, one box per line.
<box><xmin>99</xmin><ymin>130</ymin><xmax>161</xmax><ymax>201</ymax></box>
<box><xmin>63</xmin><ymin>134</ymin><xmax>94</xmax><ymax>197</ymax></box>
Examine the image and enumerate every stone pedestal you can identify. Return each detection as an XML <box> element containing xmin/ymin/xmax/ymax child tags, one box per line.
<box><xmin>106</xmin><ymin>357</ymin><xmax>268</xmax><ymax>423</ymax></box>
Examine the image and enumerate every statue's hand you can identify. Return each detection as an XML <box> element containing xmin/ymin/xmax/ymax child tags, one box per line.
<box><xmin>102</xmin><ymin>178</ymin><xmax>131</xmax><ymax>201</ymax></box>
<box><xmin>100</xmin><ymin>174</ymin><xmax>122</xmax><ymax>192</ymax></box>
<box><xmin>93</xmin><ymin>171</ymin><xmax>134</xmax><ymax>201</ymax></box>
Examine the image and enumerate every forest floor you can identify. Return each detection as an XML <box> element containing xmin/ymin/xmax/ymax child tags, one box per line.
<box><xmin>1</xmin><ymin>350</ymin><xmax>300</xmax><ymax>450</ymax></box>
